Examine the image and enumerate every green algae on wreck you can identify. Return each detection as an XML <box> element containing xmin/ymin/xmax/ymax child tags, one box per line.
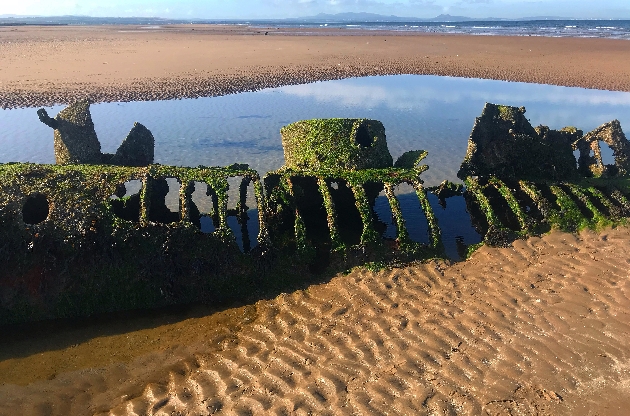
<box><xmin>0</xmin><ymin>163</ymin><xmax>282</xmax><ymax>325</ymax></box>
<box><xmin>280</xmin><ymin>119</ymin><xmax>393</xmax><ymax>170</ymax></box>
<box><xmin>458</xmin><ymin>103</ymin><xmax>630</xmax><ymax>255</ymax></box>
<box><xmin>4</xmin><ymin>107</ymin><xmax>630</xmax><ymax>325</ymax></box>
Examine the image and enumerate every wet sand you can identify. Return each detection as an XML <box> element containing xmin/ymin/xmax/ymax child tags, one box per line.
<box><xmin>1</xmin><ymin>227</ymin><xmax>629</xmax><ymax>415</ymax></box>
<box><xmin>1</xmin><ymin>24</ymin><xmax>630</xmax><ymax>415</ymax></box>
<box><xmin>2</xmin><ymin>24</ymin><xmax>630</xmax><ymax>109</ymax></box>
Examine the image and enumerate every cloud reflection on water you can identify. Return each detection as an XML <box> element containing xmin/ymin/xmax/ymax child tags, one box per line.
<box><xmin>277</xmin><ymin>75</ymin><xmax>630</xmax><ymax>109</ymax></box>
<box><xmin>2</xmin><ymin>75</ymin><xmax>630</xmax><ymax>186</ymax></box>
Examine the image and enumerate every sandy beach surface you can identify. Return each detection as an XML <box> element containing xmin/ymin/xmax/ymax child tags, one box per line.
<box><xmin>1</xmin><ymin>25</ymin><xmax>630</xmax><ymax>415</ymax></box>
<box><xmin>1</xmin><ymin>227</ymin><xmax>629</xmax><ymax>415</ymax></box>
<box><xmin>2</xmin><ymin>24</ymin><xmax>630</xmax><ymax>108</ymax></box>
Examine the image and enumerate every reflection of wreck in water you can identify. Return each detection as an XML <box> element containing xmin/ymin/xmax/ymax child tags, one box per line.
<box><xmin>2</xmin><ymin>101</ymin><xmax>630</xmax><ymax>324</ymax></box>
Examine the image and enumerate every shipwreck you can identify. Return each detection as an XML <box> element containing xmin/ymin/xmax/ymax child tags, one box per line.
<box><xmin>1</xmin><ymin>101</ymin><xmax>629</xmax><ymax>325</ymax></box>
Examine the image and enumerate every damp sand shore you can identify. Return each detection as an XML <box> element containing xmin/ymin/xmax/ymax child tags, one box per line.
<box><xmin>0</xmin><ymin>24</ymin><xmax>629</xmax><ymax>415</ymax></box>
<box><xmin>1</xmin><ymin>24</ymin><xmax>630</xmax><ymax>109</ymax></box>
<box><xmin>1</xmin><ymin>227</ymin><xmax>629</xmax><ymax>415</ymax></box>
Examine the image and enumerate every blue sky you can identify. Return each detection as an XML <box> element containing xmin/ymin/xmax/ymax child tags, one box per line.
<box><xmin>2</xmin><ymin>0</ymin><xmax>629</xmax><ymax>20</ymax></box>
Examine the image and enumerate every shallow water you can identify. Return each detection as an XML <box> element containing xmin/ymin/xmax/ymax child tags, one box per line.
<box><xmin>2</xmin><ymin>75</ymin><xmax>630</xmax><ymax>258</ymax></box>
<box><xmin>2</xmin><ymin>75</ymin><xmax>629</xmax><ymax>184</ymax></box>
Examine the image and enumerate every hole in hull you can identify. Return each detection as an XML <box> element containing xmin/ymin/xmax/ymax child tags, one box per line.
<box><xmin>23</xmin><ymin>193</ymin><xmax>49</xmax><ymax>225</ymax></box>
<box><xmin>354</xmin><ymin>123</ymin><xmax>374</xmax><ymax>148</ymax></box>
<box><xmin>149</xmin><ymin>178</ymin><xmax>181</xmax><ymax>224</ymax></box>
<box><xmin>373</xmin><ymin>190</ymin><xmax>396</xmax><ymax>240</ymax></box>
<box><xmin>431</xmin><ymin>194</ymin><xmax>482</xmax><ymax>260</ymax></box>
<box><xmin>395</xmin><ymin>184</ymin><xmax>429</xmax><ymax>245</ymax></box>
<box><xmin>110</xmin><ymin>180</ymin><xmax>141</xmax><ymax>223</ymax></box>
<box><xmin>226</xmin><ymin>179</ymin><xmax>259</xmax><ymax>253</ymax></box>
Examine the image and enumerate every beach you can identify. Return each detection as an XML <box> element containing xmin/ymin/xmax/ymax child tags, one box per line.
<box><xmin>2</xmin><ymin>25</ymin><xmax>630</xmax><ymax>108</ymax></box>
<box><xmin>1</xmin><ymin>25</ymin><xmax>630</xmax><ymax>415</ymax></box>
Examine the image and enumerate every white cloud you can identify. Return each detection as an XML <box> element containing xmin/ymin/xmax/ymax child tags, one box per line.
<box><xmin>1</xmin><ymin>0</ymin><xmax>629</xmax><ymax>19</ymax></box>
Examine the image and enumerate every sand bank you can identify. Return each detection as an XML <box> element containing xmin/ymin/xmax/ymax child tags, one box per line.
<box><xmin>2</xmin><ymin>25</ymin><xmax>630</xmax><ymax>108</ymax></box>
<box><xmin>0</xmin><ymin>227</ymin><xmax>628</xmax><ymax>415</ymax></box>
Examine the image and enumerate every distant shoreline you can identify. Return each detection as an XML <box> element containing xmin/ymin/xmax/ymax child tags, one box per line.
<box><xmin>1</xmin><ymin>24</ymin><xmax>630</xmax><ymax>109</ymax></box>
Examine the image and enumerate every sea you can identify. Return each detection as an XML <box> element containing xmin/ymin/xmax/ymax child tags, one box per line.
<box><xmin>2</xmin><ymin>16</ymin><xmax>630</xmax><ymax>40</ymax></box>
<box><xmin>252</xmin><ymin>19</ymin><xmax>630</xmax><ymax>39</ymax></box>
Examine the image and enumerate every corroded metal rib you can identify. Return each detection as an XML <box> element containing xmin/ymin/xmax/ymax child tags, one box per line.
<box><xmin>464</xmin><ymin>178</ymin><xmax>504</xmax><ymax>230</ymax></box>
<box><xmin>489</xmin><ymin>178</ymin><xmax>528</xmax><ymax>232</ymax></box>
<box><xmin>251</xmin><ymin>176</ymin><xmax>270</xmax><ymax>247</ymax></box>
<box><xmin>350</xmin><ymin>183</ymin><xmax>378</xmax><ymax>244</ymax></box>
<box><xmin>180</xmin><ymin>180</ymin><xmax>195</xmax><ymax>223</ymax></box>
<box><xmin>384</xmin><ymin>182</ymin><xmax>410</xmax><ymax>244</ymax></box>
<box><xmin>317</xmin><ymin>177</ymin><xmax>342</xmax><ymax>250</ymax></box>
<box><xmin>412</xmin><ymin>180</ymin><xmax>441</xmax><ymax>250</ymax></box>
<box><xmin>283</xmin><ymin>176</ymin><xmax>308</xmax><ymax>253</ymax></box>
<box><xmin>140</xmin><ymin>174</ymin><xmax>152</xmax><ymax>226</ymax></box>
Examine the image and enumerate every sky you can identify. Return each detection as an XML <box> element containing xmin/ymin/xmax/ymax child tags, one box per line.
<box><xmin>1</xmin><ymin>0</ymin><xmax>629</xmax><ymax>20</ymax></box>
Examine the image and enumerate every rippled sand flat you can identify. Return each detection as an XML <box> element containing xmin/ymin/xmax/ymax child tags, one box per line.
<box><xmin>1</xmin><ymin>227</ymin><xmax>629</xmax><ymax>415</ymax></box>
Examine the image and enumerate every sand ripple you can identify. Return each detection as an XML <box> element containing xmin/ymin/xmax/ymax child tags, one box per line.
<box><xmin>2</xmin><ymin>227</ymin><xmax>629</xmax><ymax>415</ymax></box>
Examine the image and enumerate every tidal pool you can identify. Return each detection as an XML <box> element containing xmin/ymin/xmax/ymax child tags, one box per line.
<box><xmin>2</xmin><ymin>75</ymin><xmax>630</xmax><ymax>259</ymax></box>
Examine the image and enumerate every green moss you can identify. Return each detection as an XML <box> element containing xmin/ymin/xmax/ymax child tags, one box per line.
<box><xmin>280</xmin><ymin>119</ymin><xmax>393</xmax><ymax>171</ymax></box>
<box><xmin>489</xmin><ymin>178</ymin><xmax>528</xmax><ymax>232</ymax></box>
<box><xmin>561</xmin><ymin>126</ymin><xmax>579</xmax><ymax>134</ymax></box>
<box><xmin>497</xmin><ymin>104</ymin><xmax>518</xmax><ymax>121</ymax></box>
<box><xmin>465</xmin><ymin>242</ymin><xmax>485</xmax><ymax>258</ymax></box>
<box><xmin>317</xmin><ymin>177</ymin><xmax>343</xmax><ymax>251</ymax></box>
<box><xmin>394</xmin><ymin>150</ymin><xmax>428</xmax><ymax>169</ymax></box>
<box><xmin>413</xmin><ymin>180</ymin><xmax>442</xmax><ymax>251</ymax></box>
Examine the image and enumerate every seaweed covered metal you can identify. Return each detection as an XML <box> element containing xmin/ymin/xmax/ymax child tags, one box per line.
<box><xmin>3</xmin><ymin>104</ymin><xmax>630</xmax><ymax>324</ymax></box>
<box><xmin>458</xmin><ymin>103</ymin><xmax>630</xmax><ymax>251</ymax></box>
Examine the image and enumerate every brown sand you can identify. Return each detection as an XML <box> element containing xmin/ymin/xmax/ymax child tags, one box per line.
<box><xmin>2</xmin><ymin>24</ymin><xmax>630</xmax><ymax>109</ymax></box>
<box><xmin>2</xmin><ymin>25</ymin><xmax>630</xmax><ymax>415</ymax></box>
<box><xmin>0</xmin><ymin>227</ymin><xmax>629</xmax><ymax>415</ymax></box>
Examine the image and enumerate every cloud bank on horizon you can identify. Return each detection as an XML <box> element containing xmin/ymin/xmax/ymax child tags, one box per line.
<box><xmin>2</xmin><ymin>0</ymin><xmax>629</xmax><ymax>20</ymax></box>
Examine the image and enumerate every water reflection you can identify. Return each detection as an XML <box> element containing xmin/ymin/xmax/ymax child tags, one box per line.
<box><xmin>2</xmin><ymin>75</ymin><xmax>630</xmax><ymax>259</ymax></box>
<box><xmin>2</xmin><ymin>75</ymin><xmax>630</xmax><ymax>187</ymax></box>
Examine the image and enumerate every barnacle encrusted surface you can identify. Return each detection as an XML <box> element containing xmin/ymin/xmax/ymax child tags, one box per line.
<box><xmin>49</xmin><ymin>100</ymin><xmax>103</xmax><ymax>164</ymax></box>
<box><xmin>37</xmin><ymin>101</ymin><xmax>154</xmax><ymax>166</ymax></box>
<box><xmin>280</xmin><ymin>118</ymin><xmax>393</xmax><ymax>170</ymax></box>
<box><xmin>457</xmin><ymin>103</ymin><xmax>579</xmax><ymax>181</ymax></box>
<box><xmin>108</xmin><ymin>122</ymin><xmax>155</xmax><ymax>166</ymax></box>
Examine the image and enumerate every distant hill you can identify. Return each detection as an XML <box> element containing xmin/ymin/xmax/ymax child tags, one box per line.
<box><xmin>290</xmin><ymin>12</ymin><xmax>575</xmax><ymax>22</ymax></box>
<box><xmin>1</xmin><ymin>13</ymin><xmax>615</xmax><ymax>27</ymax></box>
<box><xmin>288</xmin><ymin>13</ymin><xmax>476</xmax><ymax>22</ymax></box>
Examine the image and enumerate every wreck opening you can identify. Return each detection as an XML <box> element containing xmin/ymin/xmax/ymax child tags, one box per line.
<box><xmin>226</xmin><ymin>176</ymin><xmax>259</xmax><ymax>253</ymax></box>
<box><xmin>110</xmin><ymin>180</ymin><xmax>142</xmax><ymax>223</ymax></box>
<box><xmin>395</xmin><ymin>183</ymin><xmax>430</xmax><ymax>245</ymax></box>
<box><xmin>148</xmin><ymin>177</ymin><xmax>181</xmax><ymax>224</ymax></box>
<box><xmin>354</xmin><ymin>123</ymin><xmax>374</xmax><ymax>148</ymax></box>
<box><xmin>192</xmin><ymin>182</ymin><xmax>217</xmax><ymax>233</ymax></box>
<box><xmin>428</xmin><ymin>192</ymin><xmax>483</xmax><ymax>260</ymax></box>
<box><xmin>164</xmin><ymin>178</ymin><xmax>181</xmax><ymax>214</ymax></box>
<box><xmin>22</xmin><ymin>193</ymin><xmax>49</xmax><ymax>225</ymax></box>
<box><xmin>373</xmin><ymin>188</ymin><xmax>397</xmax><ymax>240</ymax></box>
<box><xmin>291</xmin><ymin>176</ymin><xmax>331</xmax><ymax>247</ymax></box>
<box><xmin>327</xmin><ymin>179</ymin><xmax>363</xmax><ymax>246</ymax></box>
<box><xmin>600</xmin><ymin>143</ymin><xmax>616</xmax><ymax>166</ymax></box>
